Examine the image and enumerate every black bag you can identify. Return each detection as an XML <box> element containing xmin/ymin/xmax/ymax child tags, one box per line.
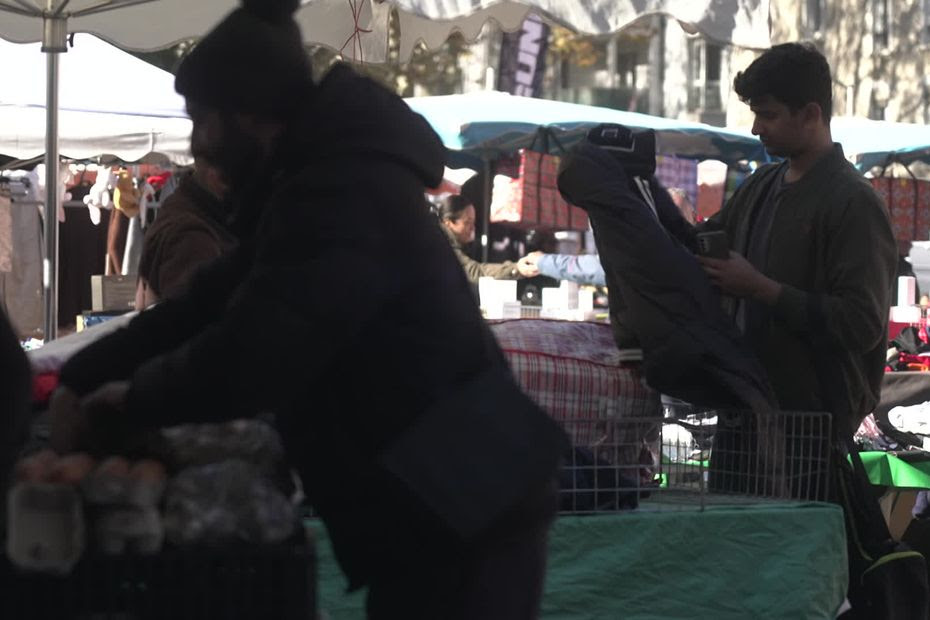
<box><xmin>378</xmin><ymin>366</ymin><xmax>568</xmax><ymax>541</ymax></box>
<box><xmin>836</xmin><ymin>436</ymin><xmax>930</xmax><ymax>619</ymax></box>
<box><xmin>813</xmin><ymin>340</ymin><xmax>929</xmax><ymax>618</ymax></box>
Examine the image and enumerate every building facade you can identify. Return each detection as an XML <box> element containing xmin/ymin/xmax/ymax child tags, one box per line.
<box><xmin>458</xmin><ymin>2</ymin><xmax>930</xmax><ymax>129</ymax></box>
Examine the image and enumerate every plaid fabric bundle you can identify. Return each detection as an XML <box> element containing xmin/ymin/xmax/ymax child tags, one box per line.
<box><xmin>870</xmin><ymin>177</ymin><xmax>930</xmax><ymax>243</ymax></box>
<box><xmin>488</xmin><ymin>319</ymin><xmax>660</xmax><ymax>451</ymax></box>
<box><xmin>490</xmin><ymin>150</ymin><xmax>588</xmax><ymax>232</ymax></box>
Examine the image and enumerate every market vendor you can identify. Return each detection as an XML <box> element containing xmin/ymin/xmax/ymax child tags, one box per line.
<box><xmin>47</xmin><ymin>0</ymin><xmax>565</xmax><ymax>617</ymax></box>
<box><xmin>436</xmin><ymin>193</ymin><xmax>537</xmax><ymax>284</ymax></box>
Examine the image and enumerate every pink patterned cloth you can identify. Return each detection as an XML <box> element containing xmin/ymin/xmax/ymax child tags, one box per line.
<box><xmin>489</xmin><ymin>319</ymin><xmax>660</xmax><ymax>448</ymax></box>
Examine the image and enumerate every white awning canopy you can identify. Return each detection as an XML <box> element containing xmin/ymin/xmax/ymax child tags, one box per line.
<box><xmin>0</xmin><ymin>34</ymin><xmax>191</xmax><ymax>164</ymax></box>
<box><xmin>1</xmin><ymin>0</ymin><xmax>772</xmax><ymax>63</ymax></box>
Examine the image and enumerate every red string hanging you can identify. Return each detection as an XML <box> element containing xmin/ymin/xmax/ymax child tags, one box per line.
<box><xmin>339</xmin><ymin>0</ymin><xmax>373</xmax><ymax>63</ymax></box>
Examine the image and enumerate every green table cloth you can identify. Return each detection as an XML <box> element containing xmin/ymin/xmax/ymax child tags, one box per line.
<box><xmin>860</xmin><ymin>451</ymin><xmax>930</xmax><ymax>488</ymax></box>
<box><xmin>309</xmin><ymin>502</ymin><xmax>847</xmax><ymax>619</ymax></box>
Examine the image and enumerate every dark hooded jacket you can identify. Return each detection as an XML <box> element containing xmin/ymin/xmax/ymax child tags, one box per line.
<box><xmin>557</xmin><ymin>142</ymin><xmax>776</xmax><ymax>414</ymax></box>
<box><xmin>59</xmin><ymin>64</ymin><xmax>563</xmax><ymax>587</ymax></box>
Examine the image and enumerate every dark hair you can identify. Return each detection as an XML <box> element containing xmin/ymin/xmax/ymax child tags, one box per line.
<box><xmin>733</xmin><ymin>42</ymin><xmax>833</xmax><ymax>121</ymax></box>
<box><xmin>435</xmin><ymin>194</ymin><xmax>472</xmax><ymax>222</ymax></box>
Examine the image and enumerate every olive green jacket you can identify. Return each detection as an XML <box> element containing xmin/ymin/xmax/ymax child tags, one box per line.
<box><xmin>711</xmin><ymin>144</ymin><xmax>896</xmax><ymax>434</ymax></box>
<box><xmin>441</xmin><ymin>223</ymin><xmax>520</xmax><ymax>283</ymax></box>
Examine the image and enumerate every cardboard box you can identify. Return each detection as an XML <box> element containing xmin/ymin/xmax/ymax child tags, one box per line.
<box><xmin>90</xmin><ymin>274</ymin><xmax>137</xmax><ymax>312</ymax></box>
<box><xmin>880</xmin><ymin>489</ymin><xmax>919</xmax><ymax>541</ymax></box>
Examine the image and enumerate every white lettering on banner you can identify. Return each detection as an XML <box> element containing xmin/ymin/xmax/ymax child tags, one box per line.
<box><xmin>515</xmin><ymin>17</ymin><xmax>544</xmax><ymax>96</ymax></box>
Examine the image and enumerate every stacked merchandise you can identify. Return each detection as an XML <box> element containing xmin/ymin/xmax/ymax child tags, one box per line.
<box><xmin>3</xmin><ymin>418</ymin><xmax>315</xmax><ymax>619</ymax></box>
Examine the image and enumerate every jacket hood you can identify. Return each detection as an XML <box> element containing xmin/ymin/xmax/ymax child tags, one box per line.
<box><xmin>283</xmin><ymin>63</ymin><xmax>445</xmax><ymax>189</ymax></box>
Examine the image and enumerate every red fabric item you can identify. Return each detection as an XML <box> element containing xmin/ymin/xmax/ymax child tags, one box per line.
<box><xmin>32</xmin><ymin>371</ymin><xmax>59</xmax><ymax>405</ymax></box>
<box><xmin>146</xmin><ymin>171</ymin><xmax>174</xmax><ymax>190</ymax></box>
<box><xmin>490</xmin><ymin>149</ymin><xmax>583</xmax><ymax>231</ymax></box>
<box><xmin>870</xmin><ymin>177</ymin><xmax>930</xmax><ymax>243</ymax></box>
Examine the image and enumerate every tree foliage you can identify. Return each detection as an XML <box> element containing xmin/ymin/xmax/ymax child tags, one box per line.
<box><xmin>548</xmin><ymin>25</ymin><xmax>601</xmax><ymax>68</ymax></box>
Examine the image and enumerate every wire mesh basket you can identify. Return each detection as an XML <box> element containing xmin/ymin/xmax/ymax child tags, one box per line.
<box><xmin>558</xmin><ymin>404</ymin><xmax>832</xmax><ymax>514</ymax></box>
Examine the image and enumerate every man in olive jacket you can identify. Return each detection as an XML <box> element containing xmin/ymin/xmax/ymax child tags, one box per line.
<box><xmin>699</xmin><ymin>43</ymin><xmax>896</xmax><ymax>436</ymax></box>
<box><xmin>47</xmin><ymin>1</ymin><xmax>565</xmax><ymax>617</ymax></box>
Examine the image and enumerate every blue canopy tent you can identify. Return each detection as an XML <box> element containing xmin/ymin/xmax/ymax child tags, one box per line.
<box><xmin>830</xmin><ymin>116</ymin><xmax>930</xmax><ymax>172</ymax></box>
<box><xmin>404</xmin><ymin>90</ymin><xmax>765</xmax><ymax>258</ymax></box>
<box><xmin>405</xmin><ymin>90</ymin><xmax>765</xmax><ymax>169</ymax></box>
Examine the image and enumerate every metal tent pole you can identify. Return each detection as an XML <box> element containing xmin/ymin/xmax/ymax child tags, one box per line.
<box><xmin>42</xmin><ymin>15</ymin><xmax>67</xmax><ymax>341</ymax></box>
<box><xmin>481</xmin><ymin>154</ymin><xmax>492</xmax><ymax>263</ymax></box>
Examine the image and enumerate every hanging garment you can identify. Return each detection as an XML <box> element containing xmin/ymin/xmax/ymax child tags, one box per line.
<box><xmin>0</xmin><ymin>194</ymin><xmax>12</xmax><ymax>273</ymax></box>
<box><xmin>557</xmin><ymin>141</ymin><xmax>776</xmax><ymax>413</ymax></box>
<box><xmin>0</xmin><ymin>195</ymin><xmax>43</xmax><ymax>339</ymax></box>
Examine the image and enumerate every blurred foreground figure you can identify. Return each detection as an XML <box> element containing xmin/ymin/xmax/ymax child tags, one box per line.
<box><xmin>48</xmin><ymin>1</ymin><xmax>565</xmax><ymax>618</ymax></box>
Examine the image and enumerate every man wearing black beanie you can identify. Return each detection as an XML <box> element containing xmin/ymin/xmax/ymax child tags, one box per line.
<box><xmin>48</xmin><ymin>0</ymin><xmax>565</xmax><ymax>617</ymax></box>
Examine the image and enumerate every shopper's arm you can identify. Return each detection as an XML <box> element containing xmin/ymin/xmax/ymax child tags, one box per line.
<box><xmin>536</xmin><ymin>253</ymin><xmax>605</xmax><ymax>286</ymax></box>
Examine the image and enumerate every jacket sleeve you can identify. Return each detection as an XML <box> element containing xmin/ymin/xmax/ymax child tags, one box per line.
<box><xmin>58</xmin><ymin>249</ymin><xmax>247</xmax><ymax>397</ymax></box>
<box><xmin>122</xmin><ymin>188</ymin><xmax>399</xmax><ymax>429</ymax></box>
<box><xmin>772</xmin><ymin>188</ymin><xmax>896</xmax><ymax>354</ymax></box>
<box><xmin>152</xmin><ymin>228</ymin><xmax>226</xmax><ymax>299</ymax></box>
<box><xmin>537</xmin><ymin>254</ymin><xmax>605</xmax><ymax>286</ymax></box>
<box><xmin>453</xmin><ymin>245</ymin><xmax>520</xmax><ymax>283</ymax></box>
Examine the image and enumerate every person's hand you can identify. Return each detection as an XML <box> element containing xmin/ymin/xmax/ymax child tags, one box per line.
<box><xmin>698</xmin><ymin>251</ymin><xmax>781</xmax><ymax>304</ymax></box>
<box><xmin>517</xmin><ymin>251</ymin><xmax>543</xmax><ymax>278</ymax></box>
<box><xmin>49</xmin><ymin>386</ymin><xmax>85</xmax><ymax>454</ymax></box>
<box><xmin>50</xmin><ymin>382</ymin><xmax>131</xmax><ymax>454</ymax></box>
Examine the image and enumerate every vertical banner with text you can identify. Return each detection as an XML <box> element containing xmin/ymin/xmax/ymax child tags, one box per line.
<box><xmin>497</xmin><ymin>14</ymin><xmax>550</xmax><ymax>98</ymax></box>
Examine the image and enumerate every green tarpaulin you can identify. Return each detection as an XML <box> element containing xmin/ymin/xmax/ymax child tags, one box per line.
<box><xmin>309</xmin><ymin>502</ymin><xmax>847</xmax><ymax>619</ymax></box>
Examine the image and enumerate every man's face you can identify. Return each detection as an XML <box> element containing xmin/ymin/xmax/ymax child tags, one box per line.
<box><xmin>748</xmin><ymin>95</ymin><xmax>809</xmax><ymax>158</ymax></box>
<box><xmin>187</xmin><ymin>101</ymin><xmax>269</xmax><ymax>190</ymax></box>
<box><xmin>445</xmin><ymin>204</ymin><xmax>477</xmax><ymax>245</ymax></box>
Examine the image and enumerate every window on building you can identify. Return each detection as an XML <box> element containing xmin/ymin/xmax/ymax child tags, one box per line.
<box><xmin>617</xmin><ymin>51</ymin><xmax>639</xmax><ymax>88</ymax></box>
<box><xmin>688</xmin><ymin>39</ymin><xmax>723</xmax><ymax>112</ymax></box>
<box><xmin>873</xmin><ymin>0</ymin><xmax>890</xmax><ymax>49</ymax></box>
<box><xmin>804</xmin><ymin>0</ymin><xmax>823</xmax><ymax>32</ymax></box>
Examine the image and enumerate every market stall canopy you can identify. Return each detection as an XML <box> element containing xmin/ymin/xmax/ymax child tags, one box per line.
<box><xmin>0</xmin><ymin>34</ymin><xmax>191</xmax><ymax>164</ymax></box>
<box><xmin>405</xmin><ymin>90</ymin><xmax>766</xmax><ymax>169</ymax></box>
<box><xmin>829</xmin><ymin>116</ymin><xmax>930</xmax><ymax>171</ymax></box>
<box><xmin>350</xmin><ymin>0</ymin><xmax>773</xmax><ymax>62</ymax></box>
<box><xmin>0</xmin><ymin>0</ymin><xmax>772</xmax><ymax>62</ymax></box>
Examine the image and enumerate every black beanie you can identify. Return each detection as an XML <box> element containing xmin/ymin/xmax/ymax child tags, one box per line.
<box><xmin>175</xmin><ymin>0</ymin><xmax>314</xmax><ymax>118</ymax></box>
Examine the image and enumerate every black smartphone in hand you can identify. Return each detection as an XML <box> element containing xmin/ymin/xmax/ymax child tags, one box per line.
<box><xmin>696</xmin><ymin>230</ymin><xmax>729</xmax><ymax>259</ymax></box>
